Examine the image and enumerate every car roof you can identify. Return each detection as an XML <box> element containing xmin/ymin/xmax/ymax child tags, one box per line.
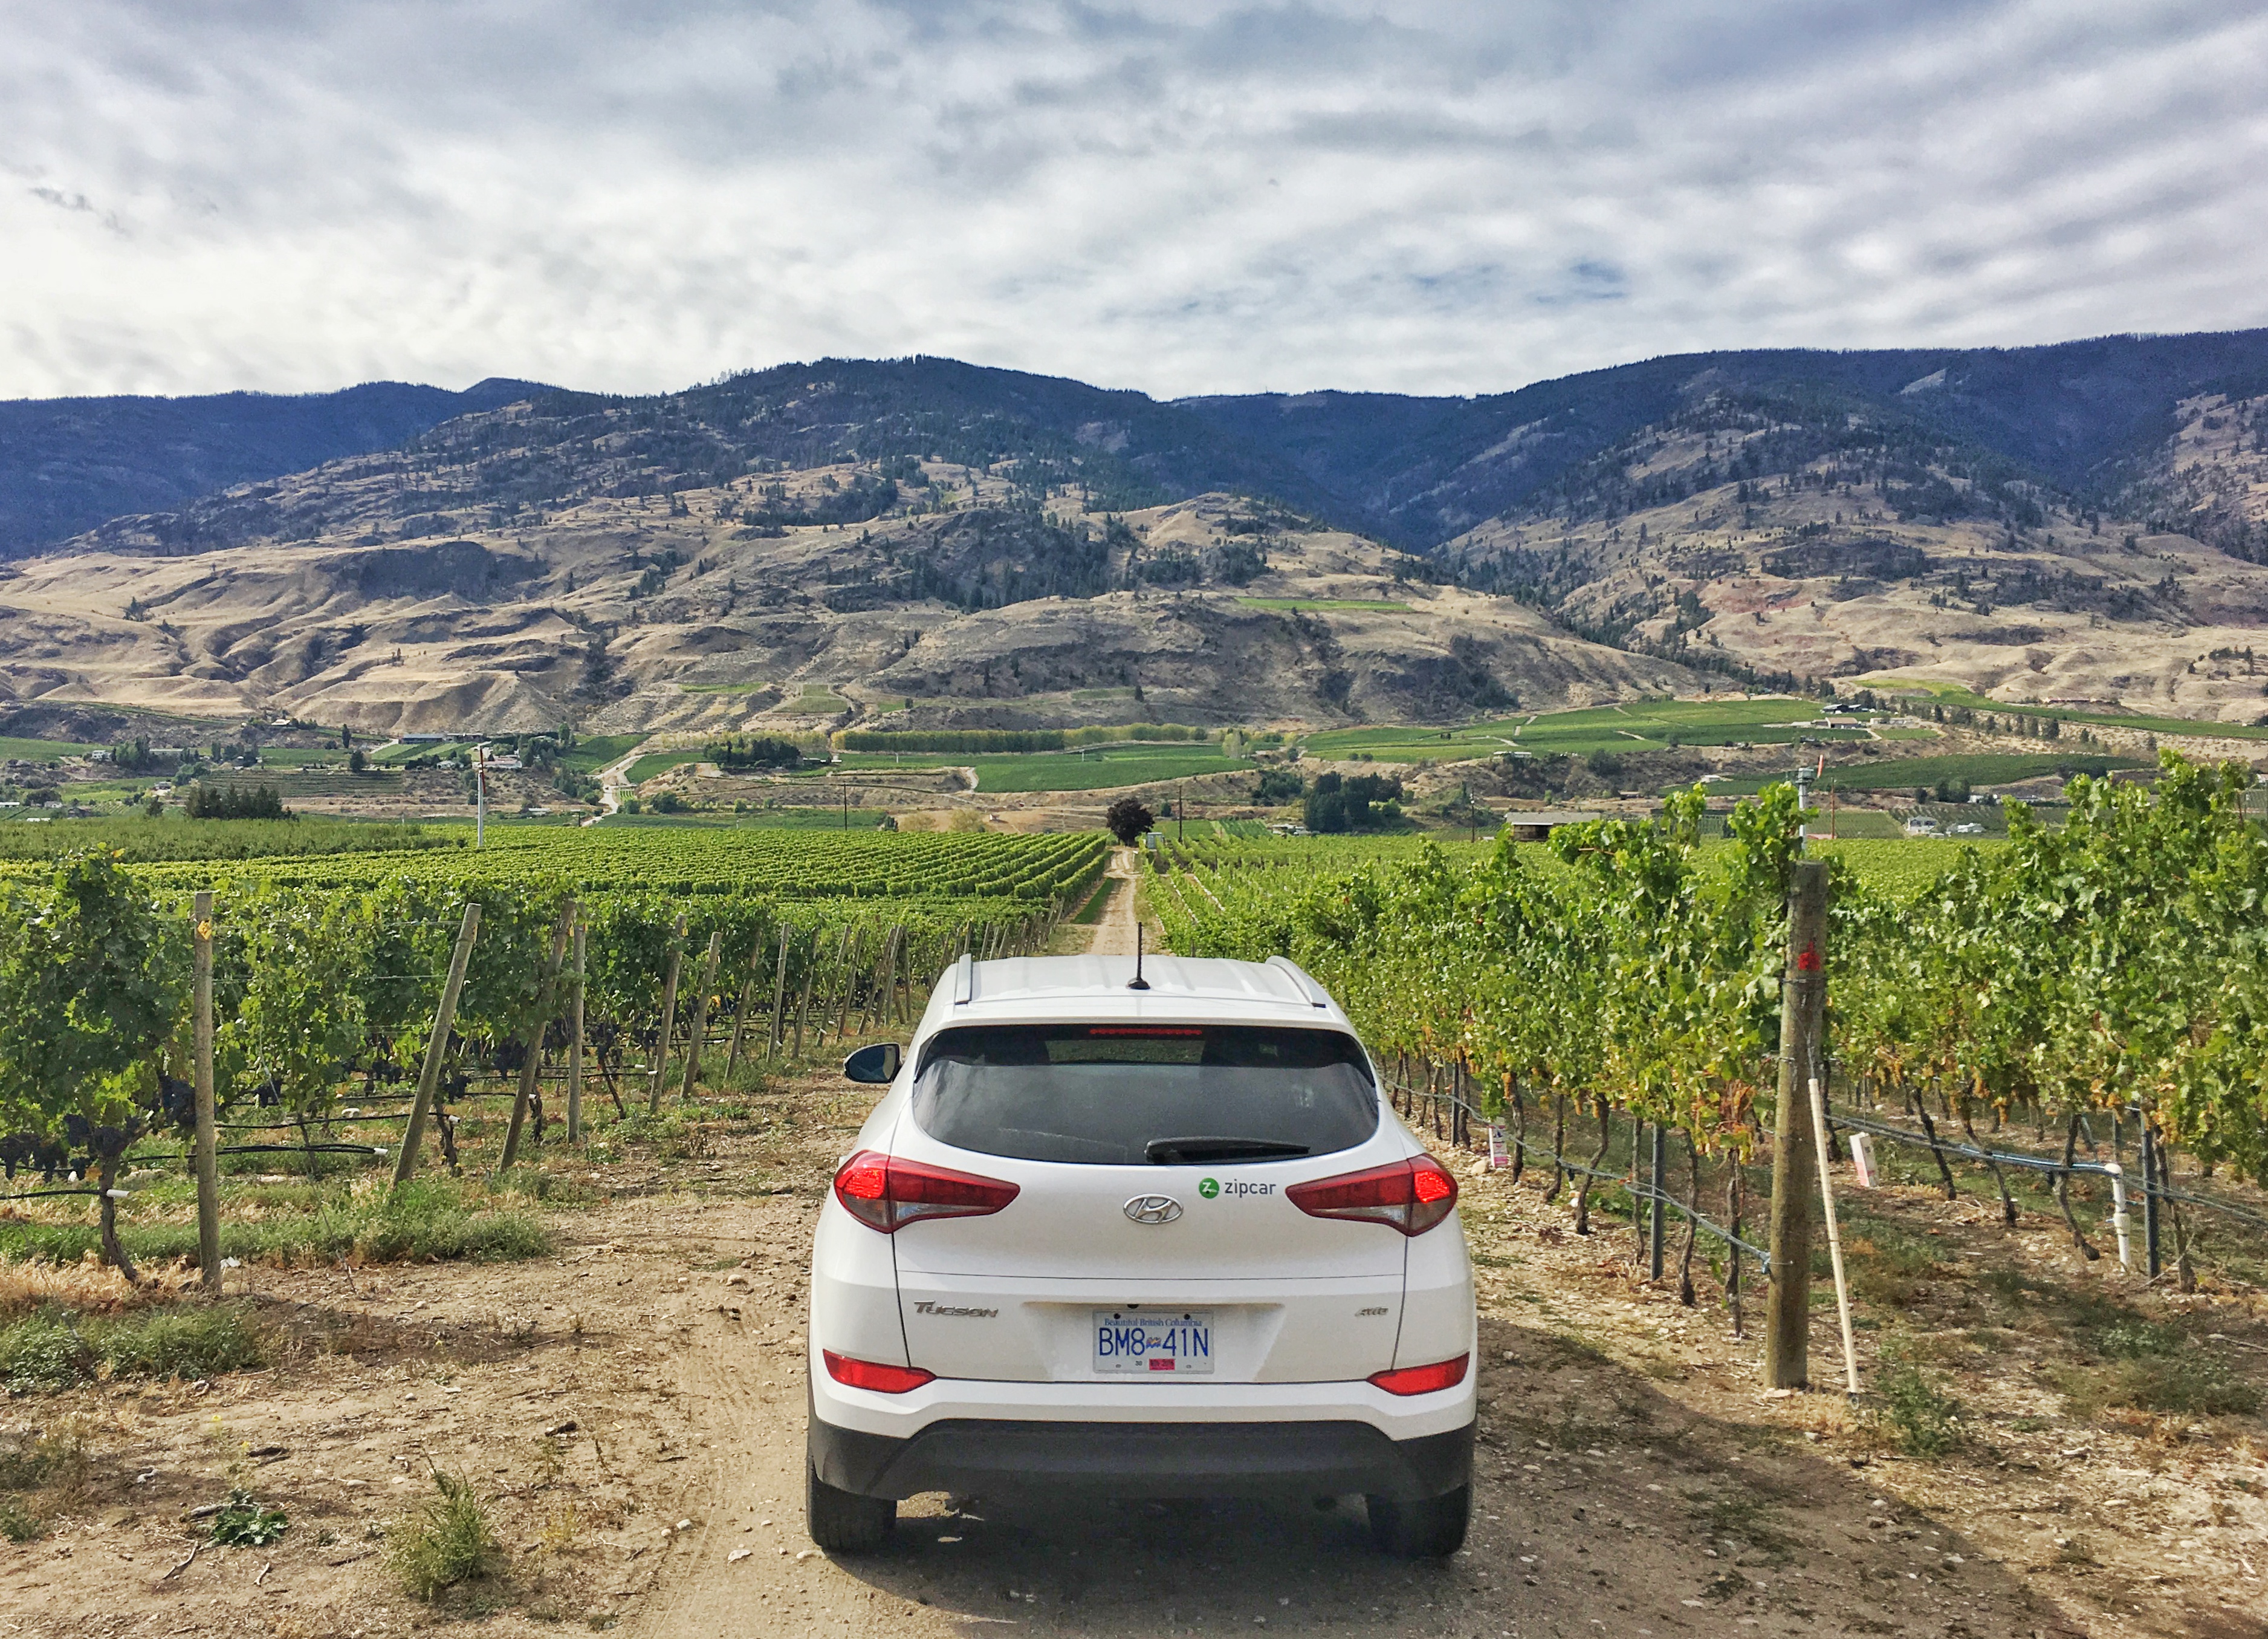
<box><xmin>919</xmin><ymin>954</ymin><xmax>1356</xmax><ymax>1033</ymax></box>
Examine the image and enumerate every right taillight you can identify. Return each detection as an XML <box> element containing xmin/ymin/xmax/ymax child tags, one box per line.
<box><xmin>1285</xmin><ymin>1154</ymin><xmax>1459</xmax><ymax>1236</ymax></box>
<box><xmin>831</xmin><ymin>1150</ymin><xmax>1021</xmax><ymax>1233</ymax></box>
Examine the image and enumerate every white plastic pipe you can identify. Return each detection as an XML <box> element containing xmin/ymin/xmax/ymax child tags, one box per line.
<box><xmin>2105</xmin><ymin>1161</ymin><xmax>2131</xmax><ymax>1271</ymax></box>
<box><xmin>1807</xmin><ymin>1077</ymin><xmax>1862</xmax><ymax>1397</ymax></box>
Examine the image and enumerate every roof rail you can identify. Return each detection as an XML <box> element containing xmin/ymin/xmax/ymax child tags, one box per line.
<box><xmin>950</xmin><ymin>952</ymin><xmax>974</xmax><ymax>1005</ymax></box>
<box><xmin>1266</xmin><ymin>955</ymin><xmax>1331</xmax><ymax>1009</ymax></box>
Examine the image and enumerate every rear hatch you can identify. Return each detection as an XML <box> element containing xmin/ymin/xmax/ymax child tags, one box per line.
<box><xmin>886</xmin><ymin>1021</ymin><xmax>1411</xmax><ymax>1384</ymax></box>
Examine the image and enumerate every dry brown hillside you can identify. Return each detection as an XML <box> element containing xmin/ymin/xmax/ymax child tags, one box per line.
<box><xmin>0</xmin><ymin>472</ymin><xmax>1696</xmax><ymax>735</ymax></box>
<box><xmin>1447</xmin><ymin>407</ymin><xmax>2268</xmax><ymax>723</ymax></box>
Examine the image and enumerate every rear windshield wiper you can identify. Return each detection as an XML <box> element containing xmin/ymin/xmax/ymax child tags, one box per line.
<box><xmin>1145</xmin><ymin>1137</ymin><xmax>1312</xmax><ymax>1164</ymax></box>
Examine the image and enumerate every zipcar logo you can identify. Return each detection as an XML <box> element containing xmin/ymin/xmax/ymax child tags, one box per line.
<box><xmin>1123</xmin><ymin>1195</ymin><xmax>1184</xmax><ymax>1225</ymax></box>
<box><xmin>1197</xmin><ymin>1177</ymin><xmax>1272</xmax><ymax>1199</ymax></box>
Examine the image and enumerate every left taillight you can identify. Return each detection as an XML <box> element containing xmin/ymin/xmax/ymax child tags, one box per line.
<box><xmin>823</xmin><ymin>1350</ymin><xmax>935</xmax><ymax>1394</ymax></box>
<box><xmin>1285</xmin><ymin>1153</ymin><xmax>1459</xmax><ymax>1236</ymax></box>
<box><xmin>831</xmin><ymin>1149</ymin><xmax>1020</xmax><ymax>1233</ymax></box>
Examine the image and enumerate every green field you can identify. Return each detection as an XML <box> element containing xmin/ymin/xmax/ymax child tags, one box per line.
<box><xmin>556</xmin><ymin>732</ymin><xmax>647</xmax><ymax>774</ymax></box>
<box><xmin>1707</xmin><ymin>751</ymin><xmax>2144</xmax><ymax>797</ymax></box>
<box><xmin>625</xmin><ymin>749</ymin><xmax>703</xmax><ymax>782</ymax></box>
<box><xmin>1304</xmin><ymin>696</ymin><xmax>1884</xmax><ymax>762</ymax></box>
<box><xmin>0</xmin><ymin>735</ymin><xmax>99</xmax><ymax>762</ymax></box>
<box><xmin>1881</xmin><ymin>681</ymin><xmax>2268</xmax><ymax>741</ymax></box>
<box><xmin>834</xmin><ymin>746</ymin><xmax>1249</xmax><ymax>793</ymax></box>
<box><xmin>600</xmin><ymin>807</ymin><xmax>893</xmax><ymax>830</ymax></box>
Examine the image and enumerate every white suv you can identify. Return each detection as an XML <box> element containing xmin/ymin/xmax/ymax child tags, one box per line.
<box><xmin>805</xmin><ymin>952</ymin><xmax>1476</xmax><ymax>1557</ymax></box>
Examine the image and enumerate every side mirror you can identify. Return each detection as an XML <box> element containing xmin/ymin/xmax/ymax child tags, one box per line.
<box><xmin>843</xmin><ymin>1042</ymin><xmax>902</xmax><ymax>1084</ymax></box>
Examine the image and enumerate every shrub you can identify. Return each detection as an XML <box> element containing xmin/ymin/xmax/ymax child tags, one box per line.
<box><xmin>0</xmin><ymin>1496</ymin><xmax>40</xmax><ymax>1542</ymax></box>
<box><xmin>387</xmin><ymin>1470</ymin><xmax>499</xmax><ymax>1598</ymax></box>
<box><xmin>1874</xmin><ymin>1362</ymin><xmax>1963</xmax><ymax>1458</ymax></box>
<box><xmin>1252</xmin><ymin>768</ymin><xmax>1304</xmax><ymax>805</ymax></box>
<box><xmin>210</xmin><ymin>1484</ymin><xmax>288</xmax><ymax>1547</ymax></box>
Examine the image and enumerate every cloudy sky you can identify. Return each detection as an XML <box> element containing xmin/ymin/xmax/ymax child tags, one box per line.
<box><xmin>3</xmin><ymin>0</ymin><xmax>2264</xmax><ymax>403</ymax></box>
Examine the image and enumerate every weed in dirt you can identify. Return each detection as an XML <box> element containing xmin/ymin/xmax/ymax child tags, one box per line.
<box><xmin>540</xmin><ymin>1499</ymin><xmax>581</xmax><ymax>1554</ymax></box>
<box><xmin>210</xmin><ymin>1484</ymin><xmax>289</xmax><ymax>1547</ymax></box>
<box><xmin>4</xmin><ymin>1413</ymin><xmax>98</xmax><ymax>1505</ymax></box>
<box><xmin>1684</xmin><ymin>1490</ymin><xmax>1796</xmax><ymax>1564</ymax></box>
<box><xmin>2094</xmin><ymin>1320</ymin><xmax>2183</xmax><ymax>1358</ymax></box>
<box><xmin>2060</xmin><ymin>1354</ymin><xmax>2260</xmax><ymax>1418</ymax></box>
<box><xmin>0</xmin><ymin>1495</ymin><xmax>41</xmax><ymax>1541</ymax></box>
<box><xmin>387</xmin><ymin>1469</ymin><xmax>501</xmax><ymax>1599</ymax></box>
<box><xmin>1873</xmin><ymin>1360</ymin><xmax>1965</xmax><ymax>1458</ymax></box>
<box><xmin>0</xmin><ymin>1301</ymin><xmax>265</xmax><ymax>1391</ymax></box>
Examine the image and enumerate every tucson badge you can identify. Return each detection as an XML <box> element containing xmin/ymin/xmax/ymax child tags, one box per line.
<box><xmin>1123</xmin><ymin>1193</ymin><xmax>1184</xmax><ymax>1225</ymax></box>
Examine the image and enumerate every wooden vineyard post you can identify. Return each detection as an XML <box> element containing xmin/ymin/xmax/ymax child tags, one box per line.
<box><xmin>1648</xmin><ymin>1123</ymin><xmax>1668</xmax><ymax>1280</ymax></box>
<box><xmin>192</xmin><ymin>891</ymin><xmax>221</xmax><ymax>1292</ymax></box>
<box><xmin>1764</xmin><ymin>860</ymin><xmax>1829</xmax><ymax>1389</ymax></box>
<box><xmin>648</xmin><ymin>916</ymin><xmax>688</xmax><ymax>1114</ymax></box>
<box><xmin>566</xmin><ymin>920</ymin><xmax>586</xmax><ymax>1142</ymax></box>
<box><xmin>766</xmin><ymin>923</ymin><xmax>792</xmax><ymax>1060</ymax></box>
<box><xmin>395</xmin><ymin>903</ymin><xmax>482</xmax><ymax>1187</ymax></box>
<box><xmin>816</xmin><ymin>923</ymin><xmax>850</xmax><ymax>1049</ymax></box>
<box><xmin>724</xmin><ymin>930</ymin><xmax>765</xmax><ymax>1079</ymax></box>
<box><xmin>835</xmin><ymin>927</ymin><xmax>864</xmax><ymax>1040</ymax></box>
<box><xmin>502</xmin><ymin>903</ymin><xmax>575</xmax><ymax>1170</ymax></box>
<box><xmin>792</xmin><ymin>955</ymin><xmax>815</xmax><ymax>1061</ymax></box>
<box><xmin>883</xmin><ymin>926</ymin><xmax>905</xmax><ymax>1025</ymax></box>
<box><xmin>680</xmin><ymin>932</ymin><xmax>722</xmax><ymax>1101</ymax></box>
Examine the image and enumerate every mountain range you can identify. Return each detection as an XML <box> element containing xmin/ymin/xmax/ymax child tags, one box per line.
<box><xmin>1</xmin><ymin>332</ymin><xmax>2264</xmax><ymax>734</ymax></box>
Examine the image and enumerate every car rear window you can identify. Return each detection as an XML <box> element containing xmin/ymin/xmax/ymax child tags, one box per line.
<box><xmin>911</xmin><ymin>1024</ymin><xmax>1379</xmax><ymax>1166</ymax></box>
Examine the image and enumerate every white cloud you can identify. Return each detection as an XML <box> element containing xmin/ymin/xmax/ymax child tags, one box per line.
<box><xmin>1</xmin><ymin>0</ymin><xmax>2262</xmax><ymax>400</ymax></box>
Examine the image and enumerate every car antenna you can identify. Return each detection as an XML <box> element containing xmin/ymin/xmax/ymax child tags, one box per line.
<box><xmin>1128</xmin><ymin>924</ymin><xmax>1150</xmax><ymax>990</ymax></box>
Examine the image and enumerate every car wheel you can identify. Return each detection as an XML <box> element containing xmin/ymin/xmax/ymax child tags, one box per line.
<box><xmin>1365</xmin><ymin>1484</ymin><xmax>1470</xmax><ymax>1559</ymax></box>
<box><xmin>806</xmin><ymin>1457</ymin><xmax>895</xmax><ymax>1553</ymax></box>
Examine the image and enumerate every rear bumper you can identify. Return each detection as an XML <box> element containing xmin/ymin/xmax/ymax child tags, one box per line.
<box><xmin>809</xmin><ymin>1408</ymin><xmax>1473</xmax><ymax>1503</ymax></box>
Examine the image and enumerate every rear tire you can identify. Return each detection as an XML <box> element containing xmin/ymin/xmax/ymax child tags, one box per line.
<box><xmin>806</xmin><ymin>1458</ymin><xmax>895</xmax><ymax>1553</ymax></box>
<box><xmin>1366</xmin><ymin>1483</ymin><xmax>1470</xmax><ymax>1559</ymax></box>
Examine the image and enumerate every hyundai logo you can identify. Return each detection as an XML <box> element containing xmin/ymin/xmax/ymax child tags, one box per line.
<box><xmin>1123</xmin><ymin>1194</ymin><xmax>1184</xmax><ymax>1225</ymax></box>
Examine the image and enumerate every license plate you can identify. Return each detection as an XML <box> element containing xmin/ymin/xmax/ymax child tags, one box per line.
<box><xmin>1093</xmin><ymin>1309</ymin><xmax>1213</xmax><ymax>1374</ymax></box>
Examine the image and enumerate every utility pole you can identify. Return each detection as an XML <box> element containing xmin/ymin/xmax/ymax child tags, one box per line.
<box><xmin>1764</xmin><ymin>859</ymin><xmax>1829</xmax><ymax>1389</ymax></box>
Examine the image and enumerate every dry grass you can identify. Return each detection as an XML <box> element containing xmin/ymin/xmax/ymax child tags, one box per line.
<box><xmin>0</xmin><ymin>1254</ymin><xmax>203</xmax><ymax>1320</ymax></box>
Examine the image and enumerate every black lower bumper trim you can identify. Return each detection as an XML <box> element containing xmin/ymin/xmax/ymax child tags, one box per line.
<box><xmin>809</xmin><ymin>1413</ymin><xmax>1473</xmax><ymax>1503</ymax></box>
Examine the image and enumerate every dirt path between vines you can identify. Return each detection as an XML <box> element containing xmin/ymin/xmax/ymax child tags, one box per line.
<box><xmin>7</xmin><ymin>1076</ymin><xmax>2263</xmax><ymax>1638</ymax></box>
<box><xmin>1084</xmin><ymin>846</ymin><xmax>1143</xmax><ymax>956</ymax></box>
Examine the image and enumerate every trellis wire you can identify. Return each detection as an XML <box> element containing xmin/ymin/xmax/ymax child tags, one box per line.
<box><xmin>1388</xmin><ymin>1075</ymin><xmax>1774</xmax><ymax>1277</ymax></box>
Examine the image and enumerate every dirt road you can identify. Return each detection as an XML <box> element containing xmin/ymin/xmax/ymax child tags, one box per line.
<box><xmin>1084</xmin><ymin>846</ymin><xmax>1144</xmax><ymax>956</ymax></box>
<box><xmin>9</xmin><ymin>1056</ymin><xmax>2261</xmax><ymax>1637</ymax></box>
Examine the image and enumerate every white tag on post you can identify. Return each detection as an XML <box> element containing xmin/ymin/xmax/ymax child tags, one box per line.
<box><xmin>1849</xmin><ymin>1131</ymin><xmax>1876</xmax><ymax>1189</ymax></box>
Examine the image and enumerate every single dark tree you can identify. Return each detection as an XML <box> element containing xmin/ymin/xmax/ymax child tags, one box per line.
<box><xmin>1104</xmin><ymin>796</ymin><xmax>1155</xmax><ymax>846</ymax></box>
<box><xmin>347</xmin><ymin>747</ymin><xmax>368</xmax><ymax>773</ymax></box>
